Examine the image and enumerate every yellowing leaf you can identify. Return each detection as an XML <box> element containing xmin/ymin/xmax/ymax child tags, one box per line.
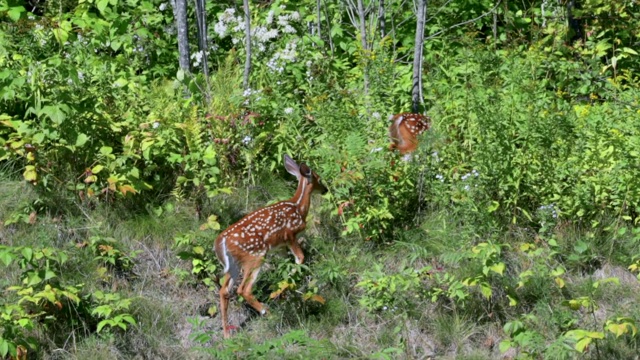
<box><xmin>270</xmin><ymin>281</ymin><xmax>293</xmax><ymax>299</ymax></box>
<box><xmin>555</xmin><ymin>277</ymin><xmax>565</xmax><ymax>288</ymax></box>
<box><xmin>118</xmin><ymin>184</ymin><xmax>137</xmax><ymax>196</ymax></box>
<box><xmin>23</xmin><ymin>165</ymin><xmax>37</xmax><ymax>182</ymax></box>
<box><xmin>303</xmin><ymin>293</ymin><xmax>326</xmax><ymax>304</ymax></box>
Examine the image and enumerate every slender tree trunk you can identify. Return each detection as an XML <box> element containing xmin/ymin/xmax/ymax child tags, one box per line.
<box><xmin>194</xmin><ymin>0</ymin><xmax>211</xmax><ymax>103</ymax></box>
<box><xmin>316</xmin><ymin>0</ymin><xmax>322</xmax><ymax>38</ymax></box>
<box><xmin>492</xmin><ymin>8</ymin><xmax>497</xmax><ymax>40</ymax></box>
<box><xmin>412</xmin><ymin>0</ymin><xmax>427</xmax><ymax>113</ymax></box>
<box><xmin>356</xmin><ymin>0</ymin><xmax>369</xmax><ymax>97</ymax></box>
<box><xmin>194</xmin><ymin>0</ymin><xmax>208</xmax><ymax>78</ymax></box>
<box><xmin>322</xmin><ymin>0</ymin><xmax>334</xmax><ymax>55</ymax></box>
<box><xmin>172</xmin><ymin>0</ymin><xmax>190</xmax><ymax>73</ymax></box>
<box><xmin>378</xmin><ymin>0</ymin><xmax>385</xmax><ymax>38</ymax></box>
<box><xmin>242</xmin><ymin>0</ymin><xmax>252</xmax><ymax>89</ymax></box>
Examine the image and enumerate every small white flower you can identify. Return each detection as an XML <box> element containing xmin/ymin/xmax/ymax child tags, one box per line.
<box><xmin>284</xmin><ymin>107</ymin><xmax>294</xmax><ymax>114</ymax></box>
<box><xmin>372</xmin><ymin>112</ymin><xmax>381</xmax><ymax>120</ymax></box>
<box><xmin>153</xmin><ymin>122</ymin><xmax>160</xmax><ymax>129</ymax></box>
<box><xmin>435</xmin><ymin>174</ymin><xmax>444</xmax><ymax>182</ymax></box>
<box><xmin>242</xmin><ymin>136</ymin><xmax>252</xmax><ymax>145</ymax></box>
<box><xmin>382</xmin><ymin>306</ymin><xmax>388</xmax><ymax>311</ymax></box>
<box><xmin>464</xmin><ymin>185</ymin><xmax>471</xmax><ymax>191</ymax></box>
<box><xmin>159</xmin><ymin>3</ymin><xmax>167</xmax><ymax>11</ymax></box>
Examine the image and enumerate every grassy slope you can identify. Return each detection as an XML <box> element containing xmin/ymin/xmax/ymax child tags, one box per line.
<box><xmin>1</xmin><ymin>167</ymin><xmax>640</xmax><ymax>360</ymax></box>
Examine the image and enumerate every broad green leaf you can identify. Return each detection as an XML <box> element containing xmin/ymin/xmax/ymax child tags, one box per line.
<box><xmin>21</xmin><ymin>247</ymin><xmax>33</xmax><ymax>262</ymax></box>
<box><xmin>23</xmin><ymin>165</ymin><xmax>37</xmax><ymax>182</ymax></box>
<box><xmin>76</xmin><ymin>134</ymin><xmax>89</xmax><ymax>147</ymax></box>
<box><xmin>113</xmin><ymin>78</ymin><xmax>128</xmax><ymax>88</ymax></box>
<box><xmin>8</xmin><ymin>6</ymin><xmax>25</xmax><ymax>21</ymax></box>
<box><xmin>92</xmin><ymin>165</ymin><xmax>105</xmax><ymax>174</ymax></box>
<box><xmin>96</xmin><ymin>320</ymin><xmax>107</xmax><ymax>333</ymax></box>
<box><xmin>97</xmin><ymin>0</ymin><xmax>109</xmax><ymax>12</ymax></box>
<box><xmin>0</xmin><ymin>339</ymin><xmax>8</xmax><ymax>357</ymax></box>
<box><xmin>490</xmin><ymin>263</ymin><xmax>505</xmax><ymax>275</ymax></box>
<box><xmin>100</xmin><ymin>146</ymin><xmax>113</xmax><ymax>155</ymax></box>
<box><xmin>40</xmin><ymin>105</ymin><xmax>66</xmax><ymax>124</ymax></box>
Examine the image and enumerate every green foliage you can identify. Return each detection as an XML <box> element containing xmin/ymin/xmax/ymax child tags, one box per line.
<box><xmin>173</xmin><ymin>230</ymin><xmax>218</xmax><ymax>288</ymax></box>
<box><xmin>88</xmin><ymin>235</ymin><xmax>139</xmax><ymax>275</ymax></box>
<box><xmin>192</xmin><ymin>327</ymin><xmax>337</xmax><ymax>359</ymax></box>
<box><xmin>0</xmin><ymin>244</ymin><xmax>138</xmax><ymax>355</ymax></box>
<box><xmin>90</xmin><ymin>291</ymin><xmax>136</xmax><ymax>334</ymax></box>
<box><xmin>2</xmin><ymin>0</ymin><xmax>640</xmax><ymax>358</ymax></box>
<box><xmin>0</xmin><ymin>304</ymin><xmax>37</xmax><ymax>360</ymax></box>
<box><xmin>357</xmin><ymin>264</ymin><xmax>430</xmax><ymax>312</ymax></box>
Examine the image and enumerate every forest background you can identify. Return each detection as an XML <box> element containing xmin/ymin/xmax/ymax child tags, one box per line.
<box><xmin>1</xmin><ymin>0</ymin><xmax>640</xmax><ymax>358</ymax></box>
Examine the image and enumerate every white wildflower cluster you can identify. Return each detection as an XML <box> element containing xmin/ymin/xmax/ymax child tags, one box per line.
<box><xmin>305</xmin><ymin>60</ymin><xmax>315</xmax><ymax>82</ymax></box>
<box><xmin>284</xmin><ymin>107</ymin><xmax>294</xmax><ymax>114</ymax></box>
<box><xmin>242</xmin><ymin>135</ymin><xmax>252</xmax><ymax>145</ymax></box>
<box><xmin>435</xmin><ymin>174</ymin><xmax>445</xmax><ymax>182</ymax></box>
<box><xmin>242</xmin><ymin>88</ymin><xmax>262</xmax><ymax>105</ymax></box>
<box><xmin>371</xmin><ymin>112</ymin><xmax>381</xmax><ymax>120</ymax></box>
<box><xmin>132</xmin><ymin>34</ymin><xmax>145</xmax><ymax>53</ymax></box>
<box><xmin>214</xmin><ymin>7</ymin><xmax>301</xmax><ymax>58</ymax></box>
<box><xmin>538</xmin><ymin>204</ymin><xmax>558</xmax><ymax>219</ymax></box>
<box><xmin>460</xmin><ymin>169</ymin><xmax>479</xmax><ymax>191</ymax></box>
<box><xmin>159</xmin><ymin>2</ymin><xmax>167</xmax><ymax>11</ymax></box>
<box><xmin>191</xmin><ymin>50</ymin><xmax>209</xmax><ymax>68</ymax></box>
<box><xmin>252</xmin><ymin>26</ymin><xmax>279</xmax><ymax>52</ymax></box>
<box><xmin>277</xmin><ymin>12</ymin><xmax>299</xmax><ymax>34</ymax></box>
<box><xmin>266</xmin><ymin>40</ymin><xmax>297</xmax><ymax>73</ymax></box>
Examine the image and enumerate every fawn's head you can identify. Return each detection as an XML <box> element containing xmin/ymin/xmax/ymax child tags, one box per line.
<box><xmin>284</xmin><ymin>154</ymin><xmax>328</xmax><ymax>195</ymax></box>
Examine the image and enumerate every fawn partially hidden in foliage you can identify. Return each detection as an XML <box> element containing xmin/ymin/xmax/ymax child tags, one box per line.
<box><xmin>388</xmin><ymin>113</ymin><xmax>431</xmax><ymax>159</ymax></box>
<box><xmin>214</xmin><ymin>154</ymin><xmax>328</xmax><ymax>338</ymax></box>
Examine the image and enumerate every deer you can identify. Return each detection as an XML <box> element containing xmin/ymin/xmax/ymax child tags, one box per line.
<box><xmin>213</xmin><ymin>154</ymin><xmax>328</xmax><ymax>338</ymax></box>
<box><xmin>388</xmin><ymin>112</ymin><xmax>431</xmax><ymax>160</ymax></box>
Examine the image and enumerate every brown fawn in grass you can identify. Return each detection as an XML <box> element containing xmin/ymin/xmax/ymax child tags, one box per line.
<box><xmin>388</xmin><ymin>113</ymin><xmax>431</xmax><ymax>159</ymax></box>
<box><xmin>214</xmin><ymin>154</ymin><xmax>328</xmax><ymax>338</ymax></box>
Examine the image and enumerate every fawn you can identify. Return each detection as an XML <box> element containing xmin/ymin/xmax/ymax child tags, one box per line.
<box><xmin>214</xmin><ymin>154</ymin><xmax>328</xmax><ymax>338</ymax></box>
<box><xmin>388</xmin><ymin>112</ymin><xmax>431</xmax><ymax>160</ymax></box>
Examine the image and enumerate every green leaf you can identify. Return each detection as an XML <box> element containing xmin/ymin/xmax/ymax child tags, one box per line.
<box><xmin>44</xmin><ymin>269</ymin><xmax>57</xmax><ymax>281</ymax></box>
<box><xmin>96</xmin><ymin>320</ymin><xmax>107</xmax><ymax>333</ymax></box>
<box><xmin>575</xmin><ymin>337</ymin><xmax>591</xmax><ymax>353</ymax></box>
<box><xmin>92</xmin><ymin>165</ymin><xmax>105</xmax><ymax>174</ymax></box>
<box><xmin>8</xmin><ymin>6</ymin><xmax>25</xmax><ymax>21</ymax></box>
<box><xmin>76</xmin><ymin>133</ymin><xmax>89</xmax><ymax>147</ymax></box>
<box><xmin>100</xmin><ymin>146</ymin><xmax>113</xmax><ymax>155</ymax></box>
<box><xmin>23</xmin><ymin>165</ymin><xmax>37</xmax><ymax>182</ymax></box>
<box><xmin>21</xmin><ymin>247</ymin><xmax>33</xmax><ymax>262</ymax></box>
<box><xmin>113</xmin><ymin>78</ymin><xmax>128</xmax><ymax>88</ymax></box>
<box><xmin>40</xmin><ymin>105</ymin><xmax>66</xmax><ymax>124</ymax></box>
<box><xmin>490</xmin><ymin>262</ymin><xmax>505</xmax><ymax>275</ymax></box>
<box><xmin>97</xmin><ymin>0</ymin><xmax>109</xmax><ymax>12</ymax></box>
<box><xmin>498</xmin><ymin>340</ymin><xmax>512</xmax><ymax>353</ymax></box>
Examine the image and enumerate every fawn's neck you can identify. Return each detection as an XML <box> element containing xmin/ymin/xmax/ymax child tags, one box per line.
<box><xmin>290</xmin><ymin>177</ymin><xmax>312</xmax><ymax>219</ymax></box>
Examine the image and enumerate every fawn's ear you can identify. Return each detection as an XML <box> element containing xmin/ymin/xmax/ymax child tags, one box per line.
<box><xmin>284</xmin><ymin>154</ymin><xmax>301</xmax><ymax>180</ymax></box>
